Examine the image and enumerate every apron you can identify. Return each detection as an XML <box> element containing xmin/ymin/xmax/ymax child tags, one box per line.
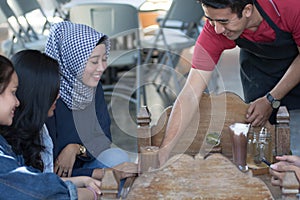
<box><xmin>235</xmin><ymin>0</ymin><xmax>299</xmax><ymax>123</ymax></box>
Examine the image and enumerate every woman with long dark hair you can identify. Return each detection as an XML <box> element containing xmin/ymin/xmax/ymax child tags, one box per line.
<box><xmin>0</xmin><ymin>51</ymin><xmax>101</xmax><ymax>199</ymax></box>
<box><xmin>0</xmin><ymin>54</ymin><xmax>77</xmax><ymax>199</ymax></box>
<box><xmin>7</xmin><ymin>49</ymin><xmax>60</xmax><ymax>172</ymax></box>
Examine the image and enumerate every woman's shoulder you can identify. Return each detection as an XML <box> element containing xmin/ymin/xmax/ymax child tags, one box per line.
<box><xmin>55</xmin><ymin>97</ymin><xmax>72</xmax><ymax>114</ymax></box>
<box><xmin>95</xmin><ymin>82</ymin><xmax>106</xmax><ymax>103</ymax></box>
<box><xmin>0</xmin><ymin>135</ymin><xmax>18</xmax><ymax>161</ymax></box>
<box><xmin>96</xmin><ymin>82</ymin><xmax>105</xmax><ymax>94</ymax></box>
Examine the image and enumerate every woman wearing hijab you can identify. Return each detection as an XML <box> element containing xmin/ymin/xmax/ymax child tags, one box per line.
<box><xmin>45</xmin><ymin>21</ymin><xmax>137</xmax><ymax>183</ymax></box>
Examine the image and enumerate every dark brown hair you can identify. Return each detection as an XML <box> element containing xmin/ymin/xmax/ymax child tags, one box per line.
<box><xmin>0</xmin><ymin>55</ymin><xmax>14</xmax><ymax>94</ymax></box>
<box><xmin>199</xmin><ymin>0</ymin><xmax>254</xmax><ymax>18</ymax></box>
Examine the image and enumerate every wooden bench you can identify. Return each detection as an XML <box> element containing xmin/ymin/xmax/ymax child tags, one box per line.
<box><xmin>135</xmin><ymin>92</ymin><xmax>299</xmax><ymax>199</ymax></box>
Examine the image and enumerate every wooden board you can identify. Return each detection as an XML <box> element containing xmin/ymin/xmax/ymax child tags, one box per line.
<box><xmin>127</xmin><ymin>153</ymin><xmax>274</xmax><ymax>199</ymax></box>
<box><xmin>149</xmin><ymin>92</ymin><xmax>276</xmax><ymax>160</ymax></box>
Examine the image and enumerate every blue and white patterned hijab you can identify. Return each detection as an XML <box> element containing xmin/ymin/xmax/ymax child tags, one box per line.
<box><xmin>45</xmin><ymin>21</ymin><xmax>110</xmax><ymax>110</ymax></box>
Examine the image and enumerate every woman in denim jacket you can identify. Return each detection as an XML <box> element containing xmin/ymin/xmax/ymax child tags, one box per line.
<box><xmin>0</xmin><ymin>54</ymin><xmax>100</xmax><ymax>199</ymax></box>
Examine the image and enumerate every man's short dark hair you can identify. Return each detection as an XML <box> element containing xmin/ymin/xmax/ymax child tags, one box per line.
<box><xmin>198</xmin><ymin>0</ymin><xmax>254</xmax><ymax>18</ymax></box>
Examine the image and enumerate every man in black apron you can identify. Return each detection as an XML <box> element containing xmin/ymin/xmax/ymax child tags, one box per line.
<box><xmin>235</xmin><ymin>0</ymin><xmax>300</xmax><ymax>156</ymax></box>
<box><xmin>236</xmin><ymin>0</ymin><xmax>299</xmax><ymax>119</ymax></box>
<box><xmin>158</xmin><ymin>0</ymin><xmax>300</xmax><ymax>166</ymax></box>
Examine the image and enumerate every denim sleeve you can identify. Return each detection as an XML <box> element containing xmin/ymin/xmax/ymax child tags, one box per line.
<box><xmin>64</xmin><ymin>180</ymin><xmax>78</xmax><ymax>200</ymax></box>
<box><xmin>0</xmin><ymin>155</ymin><xmax>78</xmax><ymax>200</ymax></box>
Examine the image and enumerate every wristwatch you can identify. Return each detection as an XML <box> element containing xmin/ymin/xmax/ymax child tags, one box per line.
<box><xmin>78</xmin><ymin>144</ymin><xmax>86</xmax><ymax>156</ymax></box>
<box><xmin>266</xmin><ymin>92</ymin><xmax>281</xmax><ymax>109</ymax></box>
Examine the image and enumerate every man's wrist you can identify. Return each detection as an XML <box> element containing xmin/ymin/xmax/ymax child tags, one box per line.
<box><xmin>266</xmin><ymin>92</ymin><xmax>281</xmax><ymax>109</ymax></box>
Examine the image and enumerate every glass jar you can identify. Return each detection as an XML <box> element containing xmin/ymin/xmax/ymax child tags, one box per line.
<box><xmin>247</xmin><ymin>127</ymin><xmax>272</xmax><ymax>166</ymax></box>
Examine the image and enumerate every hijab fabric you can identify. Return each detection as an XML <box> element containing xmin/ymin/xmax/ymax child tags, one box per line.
<box><xmin>45</xmin><ymin>21</ymin><xmax>110</xmax><ymax>110</ymax></box>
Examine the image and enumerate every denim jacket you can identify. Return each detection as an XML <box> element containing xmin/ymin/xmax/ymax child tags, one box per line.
<box><xmin>0</xmin><ymin>135</ymin><xmax>77</xmax><ymax>200</ymax></box>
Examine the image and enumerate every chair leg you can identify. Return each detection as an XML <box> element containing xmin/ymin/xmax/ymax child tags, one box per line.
<box><xmin>154</xmin><ymin>51</ymin><xmax>181</xmax><ymax>94</ymax></box>
<box><xmin>152</xmin><ymin>53</ymin><xmax>168</xmax><ymax>85</ymax></box>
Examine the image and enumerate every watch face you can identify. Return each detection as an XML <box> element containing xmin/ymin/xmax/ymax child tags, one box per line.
<box><xmin>79</xmin><ymin>145</ymin><xmax>86</xmax><ymax>154</ymax></box>
<box><xmin>272</xmin><ymin>100</ymin><xmax>281</xmax><ymax>109</ymax></box>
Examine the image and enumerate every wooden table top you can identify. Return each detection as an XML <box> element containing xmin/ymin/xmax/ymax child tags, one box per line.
<box><xmin>127</xmin><ymin>153</ymin><xmax>274</xmax><ymax>199</ymax></box>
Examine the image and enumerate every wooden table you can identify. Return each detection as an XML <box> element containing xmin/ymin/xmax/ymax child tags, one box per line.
<box><xmin>127</xmin><ymin>153</ymin><xmax>274</xmax><ymax>199</ymax></box>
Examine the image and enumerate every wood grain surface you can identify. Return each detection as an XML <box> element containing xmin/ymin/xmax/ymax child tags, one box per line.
<box><xmin>127</xmin><ymin>153</ymin><xmax>274</xmax><ymax>199</ymax></box>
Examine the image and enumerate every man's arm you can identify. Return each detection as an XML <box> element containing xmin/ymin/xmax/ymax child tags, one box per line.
<box><xmin>246</xmin><ymin>47</ymin><xmax>300</xmax><ymax>126</ymax></box>
<box><xmin>159</xmin><ymin>68</ymin><xmax>213</xmax><ymax>165</ymax></box>
<box><xmin>270</xmin><ymin>47</ymin><xmax>300</xmax><ymax>100</ymax></box>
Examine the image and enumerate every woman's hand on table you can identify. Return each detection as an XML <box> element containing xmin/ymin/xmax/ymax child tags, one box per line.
<box><xmin>77</xmin><ymin>187</ymin><xmax>101</xmax><ymax>200</ymax></box>
<box><xmin>92</xmin><ymin>162</ymin><xmax>138</xmax><ymax>182</ymax></box>
<box><xmin>64</xmin><ymin>176</ymin><xmax>102</xmax><ymax>200</ymax></box>
<box><xmin>63</xmin><ymin>176</ymin><xmax>101</xmax><ymax>191</ymax></box>
<box><xmin>269</xmin><ymin>157</ymin><xmax>300</xmax><ymax>187</ymax></box>
<box><xmin>55</xmin><ymin>144</ymin><xmax>79</xmax><ymax>177</ymax></box>
<box><xmin>274</xmin><ymin>155</ymin><xmax>300</xmax><ymax>167</ymax></box>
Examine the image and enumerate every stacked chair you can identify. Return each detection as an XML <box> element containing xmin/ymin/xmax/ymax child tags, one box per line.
<box><xmin>7</xmin><ymin>0</ymin><xmax>51</xmax><ymax>35</ymax></box>
<box><xmin>142</xmin><ymin>0</ymin><xmax>204</xmax><ymax>94</ymax></box>
<box><xmin>51</xmin><ymin>0</ymin><xmax>70</xmax><ymax>20</ymax></box>
<box><xmin>0</xmin><ymin>0</ymin><xmax>52</xmax><ymax>57</ymax></box>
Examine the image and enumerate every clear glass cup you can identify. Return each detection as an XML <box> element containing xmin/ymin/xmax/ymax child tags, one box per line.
<box><xmin>229</xmin><ymin>123</ymin><xmax>251</xmax><ymax>172</ymax></box>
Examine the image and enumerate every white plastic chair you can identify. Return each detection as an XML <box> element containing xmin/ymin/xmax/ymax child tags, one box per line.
<box><xmin>142</xmin><ymin>0</ymin><xmax>204</xmax><ymax>94</ymax></box>
<box><xmin>0</xmin><ymin>0</ymin><xmax>46</xmax><ymax>57</ymax></box>
<box><xmin>7</xmin><ymin>0</ymin><xmax>52</xmax><ymax>36</ymax></box>
<box><xmin>50</xmin><ymin>0</ymin><xmax>70</xmax><ymax>20</ymax></box>
<box><xmin>0</xmin><ymin>0</ymin><xmax>29</xmax><ymax>40</ymax></box>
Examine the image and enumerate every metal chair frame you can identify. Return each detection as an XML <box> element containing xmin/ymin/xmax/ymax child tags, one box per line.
<box><xmin>0</xmin><ymin>0</ymin><xmax>46</xmax><ymax>56</ymax></box>
<box><xmin>7</xmin><ymin>0</ymin><xmax>52</xmax><ymax>37</ymax></box>
<box><xmin>142</xmin><ymin>0</ymin><xmax>204</xmax><ymax>94</ymax></box>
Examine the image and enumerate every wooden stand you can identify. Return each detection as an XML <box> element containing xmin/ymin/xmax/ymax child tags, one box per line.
<box><xmin>136</xmin><ymin>92</ymin><xmax>296</xmax><ymax>199</ymax></box>
<box><xmin>139</xmin><ymin>146</ymin><xmax>159</xmax><ymax>174</ymax></box>
<box><xmin>137</xmin><ymin>106</ymin><xmax>152</xmax><ymax>152</ymax></box>
<box><xmin>275</xmin><ymin>106</ymin><xmax>290</xmax><ymax>156</ymax></box>
<box><xmin>101</xmin><ymin>169</ymin><xmax>119</xmax><ymax>199</ymax></box>
<box><xmin>281</xmin><ymin>171</ymin><xmax>300</xmax><ymax>200</ymax></box>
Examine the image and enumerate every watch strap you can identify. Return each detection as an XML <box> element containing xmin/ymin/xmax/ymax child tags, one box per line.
<box><xmin>266</xmin><ymin>92</ymin><xmax>280</xmax><ymax>109</ymax></box>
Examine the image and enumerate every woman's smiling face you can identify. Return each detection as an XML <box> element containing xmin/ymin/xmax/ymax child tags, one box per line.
<box><xmin>82</xmin><ymin>44</ymin><xmax>108</xmax><ymax>88</ymax></box>
<box><xmin>0</xmin><ymin>72</ymin><xmax>20</xmax><ymax>126</ymax></box>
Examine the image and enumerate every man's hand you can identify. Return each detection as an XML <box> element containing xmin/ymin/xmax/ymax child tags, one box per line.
<box><xmin>246</xmin><ymin>96</ymin><xmax>273</xmax><ymax>126</ymax></box>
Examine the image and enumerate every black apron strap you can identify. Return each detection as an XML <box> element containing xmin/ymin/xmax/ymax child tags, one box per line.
<box><xmin>234</xmin><ymin>0</ymin><xmax>299</xmax><ymax>121</ymax></box>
